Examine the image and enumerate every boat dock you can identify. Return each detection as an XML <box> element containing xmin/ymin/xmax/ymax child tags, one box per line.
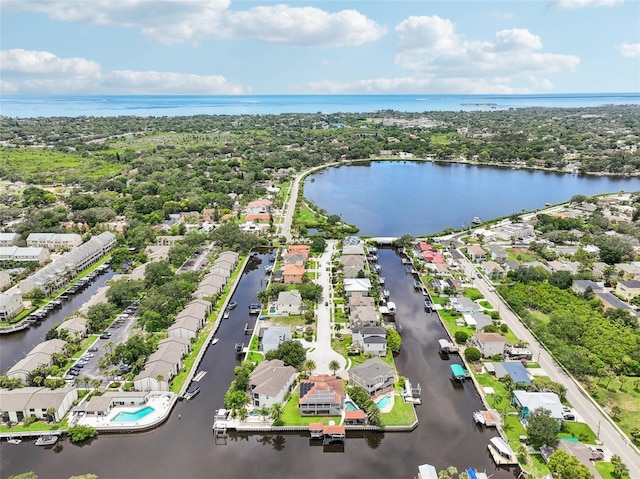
<box><xmin>473</xmin><ymin>410</ymin><xmax>500</xmax><ymax>427</ymax></box>
<box><xmin>488</xmin><ymin>436</ymin><xmax>517</xmax><ymax>465</ymax></box>
<box><xmin>439</xmin><ymin>338</ymin><xmax>459</xmax><ymax>354</ymax></box>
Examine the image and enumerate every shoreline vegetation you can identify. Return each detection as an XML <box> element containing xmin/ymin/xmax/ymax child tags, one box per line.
<box><xmin>1</xmin><ymin>107</ymin><xmax>639</xmax><ymax>478</ymax></box>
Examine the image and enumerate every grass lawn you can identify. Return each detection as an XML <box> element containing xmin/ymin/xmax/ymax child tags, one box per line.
<box><xmin>464</xmin><ymin>287</ymin><xmax>484</xmax><ymax>300</ymax></box>
<box><xmin>269</xmin><ymin>314</ymin><xmax>308</xmax><ymax>329</ymax></box>
<box><xmin>281</xmin><ymin>393</ymin><xmax>341</xmax><ymax>426</ymax></box>
<box><xmin>478</xmin><ymin>300</ymin><xmax>493</xmax><ymax>309</ymax></box>
<box><xmin>559</xmin><ymin>422</ymin><xmax>597</xmax><ymax>444</ymax></box>
<box><xmin>507</xmin><ymin>248</ymin><xmax>537</xmax><ymax>263</ymax></box>
<box><xmin>0</xmin><ymin>417</ymin><xmax>69</xmax><ymax>434</ymax></box>
<box><xmin>584</xmin><ymin>376</ymin><xmax>640</xmax><ymax>439</ymax></box>
<box><xmin>595</xmin><ymin>461</ymin><xmax>631</xmax><ymax>479</ymax></box>
<box><xmin>520</xmin><ymin>453</ymin><xmax>552</xmax><ymax>479</ymax></box>
<box><xmin>380</xmin><ymin>397</ymin><xmax>416</xmax><ymax>427</ymax></box>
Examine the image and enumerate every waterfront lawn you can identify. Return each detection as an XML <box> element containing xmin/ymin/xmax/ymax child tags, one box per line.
<box><xmin>521</xmin><ymin>453</ymin><xmax>552</xmax><ymax>479</ymax></box>
<box><xmin>584</xmin><ymin>375</ymin><xmax>640</xmax><ymax>437</ymax></box>
<box><xmin>559</xmin><ymin>421</ymin><xmax>597</xmax><ymax>444</ymax></box>
<box><xmin>0</xmin><ymin>417</ymin><xmax>68</xmax><ymax>434</ymax></box>
<box><xmin>170</xmin><ymin>328</ymin><xmax>211</xmax><ymax>394</ymax></box>
<box><xmin>269</xmin><ymin>314</ymin><xmax>307</xmax><ymax>329</ymax></box>
<box><xmin>281</xmin><ymin>393</ymin><xmax>340</xmax><ymax>426</ymax></box>
<box><xmin>380</xmin><ymin>398</ymin><xmax>416</xmax><ymax>427</ymax></box>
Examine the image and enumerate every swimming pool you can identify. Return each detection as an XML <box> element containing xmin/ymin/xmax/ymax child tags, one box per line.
<box><xmin>376</xmin><ymin>394</ymin><xmax>392</xmax><ymax>410</ymax></box>
<box><xmin>269</xmin><ymin>306</ymin><xmax>276</xmax><ymax>314</ymax></box>
<box><xmin>111</xmin><ymin>406</ymin><xmax>155</xmax><ymax>422</ymax></box>
<box><xmin>345</xmin><ymin>400</ymin><xmax>359</xmax><ymax>411</ymax></box>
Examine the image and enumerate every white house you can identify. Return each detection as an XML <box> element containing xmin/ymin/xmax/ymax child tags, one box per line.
<box><xmin>344</xmin><ymin>278</ymin><xmax>371</xmax><ymax>296</ymax></box>
<box><xmin>56</xmin><ymin>315</ymin><xmax>88</xmax><ymax>339</ymax></box>
<box><xmin>27</xmin><ymin>233</ymin><xmax>82</xmax><ymax>251</ymax></box>
<box><xmin>0</xmin><ymin>246</ymin><xmax>50</xmax><ymax>265</ymax></box>
<box><xmin>472</xmin><ymin>332</ymin><xmax>507</xmax><ymax>358</ymax></box>
<box><xmin>0</xmin><ymin>270</ymin><xmax>12</xmax><ymax>291</ymax></box>
<box><xmin>133</xmin><ymin>338</ymin><xmax>189</xmax><ymax>391</ymax></box>
<box><xmin>276</xmin><ymin>290</ymin><xmax>302</xmax><ymax>315</ymax></box>
<box><xmin>248</xmin><ymin>359</ymin><xmax>296</xmax><ymax>408</ymax></box>
<box><xmin>0</xmin><ymin>232</ymin><xmax>20</xmax><ymax>247</ymax></box>
<box><xmin>352</xmin><ymin>326</ymin><xmax>387</xmax><ymax>356</ymax></box>
<box><xmin>0</xmin><ymin>292</ymin><xmax>24</xmax><ymax>321</ymax></box>
<box><xmin>512</xmin><ymin>390</ymin><xmax>564</xmax><ymax>422</ymax></box>
<box><xmin>0</xmin><ymin>386</ymin><xmax>78</xmax><ymax>423</ymax></box>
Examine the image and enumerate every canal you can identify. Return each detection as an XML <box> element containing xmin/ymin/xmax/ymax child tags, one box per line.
<box><xmin>0</xmin><ymin>269</ymin><xmax>115</xmax><ymax>373</ymax></box>
<box><xmin>0</xmin><ymin>249</ymin><xmax>514</xmax><ymax>478</ymax></box>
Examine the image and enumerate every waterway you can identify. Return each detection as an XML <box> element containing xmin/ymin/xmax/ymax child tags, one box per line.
<box><xmin>303</xmin><ymin>161</ymin><xmax>640</xmax><ymax>236</ymax></box>
<box><xmin>0</xmin><ymin>269</ymin><xmax>115</xmax><ymax>372</ymax></box>
<box><xmin>0</xmin><ymin>249</ymin><xmax>514</xmax><ymax>479</ymax></box>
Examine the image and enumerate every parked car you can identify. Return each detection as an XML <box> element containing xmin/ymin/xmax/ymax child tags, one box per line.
<box><xmin>88</xmin><ymin>346</ymin><xmax>98</xmax><ymax>352</ymax></box>
<box><xmin>100</xmin><ymin>332</ymin><xmax>111</xmax><ymax>339</ymax></box>
<box><xmin>588</xmin><ymin>447</ymin><xmax>605</xmax><ymax>460</ymax></box>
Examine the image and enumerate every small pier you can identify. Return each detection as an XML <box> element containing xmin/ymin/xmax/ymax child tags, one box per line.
<box><xmin>244</xmin><ymin>323</ymin><xmax>253</xmax><ymax>335</ymax></box>
<box><xmin>308</xmin><ymin>423</ymin><xmax>324</xmax><ymax>439</ymax></box>
<box><xmin>473</xmin><ymin>410</ymin><xmax>500</xmax><ymax>427</ymax></box>
<box><xmin>487</xmin><ymin>436</ymin><xmax>517</xmax><ymax>465</ymax></box>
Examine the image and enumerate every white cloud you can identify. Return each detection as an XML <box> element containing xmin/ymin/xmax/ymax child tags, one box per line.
<box><xmin>3</xmin><ymin>1</ymin><xmax>384</xmax><ymax>47</ymax></box>
<box><xmin>548</xmin><ymin>0</ymin><xmax>623</xmax><ymax>9</ymax></box>
<box><xmin>223</xmin><ymin>5</ymin><xmax>385</xmax><ymax>47</ymax></box>
<box><xmin>105</xmin><ymin>70</ymin><xmax>243</xmax><ymax>94</ymax></box>
<box><xmin>391</xmin><ymin>16</ymin><xmax>579</xmax><ymax>92</ymax></box>
<box><xmin>618</xmin><ymin>42</ymin><xmax>640</xmax><ymax>58</ymax></box>
<box><xmin>0</xmin><ymin>49</ymin><xmax>244</xmax><ymax>94</ymax></box>
<box><xmin>0</xmin><ymin>49</ymin><xmax>101</xmax><ymax>76</ymax></box>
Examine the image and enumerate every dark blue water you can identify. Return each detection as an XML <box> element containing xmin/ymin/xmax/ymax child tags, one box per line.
<box><xmin>1</xmin><ymin>93</ymin><xmax>638</xmax><ymax>117</ymax></box>
<box><xmin>0</xmin><ymin>250</ymin><xmax>515</xmax><ymax>479</ymax></box>
<box><xmin>304</xmin><ymin>161</ymin><xmax>640</xmax><ymax>236</ymax></box>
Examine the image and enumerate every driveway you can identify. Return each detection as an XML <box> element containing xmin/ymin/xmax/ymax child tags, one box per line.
<box><xmin>305</xmin><ymin>240</ymin><xmax>346</xmax><ymax>375</ymax></box>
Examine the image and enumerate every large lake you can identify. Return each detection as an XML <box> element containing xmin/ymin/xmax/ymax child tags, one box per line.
<box><xmin>304</xmin><ymin>161</ymin><xmax>640</xmax><ymax>236</ymax></box>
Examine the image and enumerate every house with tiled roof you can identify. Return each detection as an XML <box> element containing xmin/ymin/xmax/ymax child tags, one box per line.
<box><xmin>287</xmin><ymin>244</ymin><xmax>310</xmax><ymax>260</ymax></box>
<box><xmin>298</xmin><ymin>375</ymin><xmax>345</xmax><ymax>416</ymax></box>
<box><xmin>249</xmin><ymin>359</ymin><xmax>297</xmax><ymax>408</ymax></box>
<box><xmin>283</xmin><ymin>263</ymin><xmax>305</xmax><ymax>284</ymax></box>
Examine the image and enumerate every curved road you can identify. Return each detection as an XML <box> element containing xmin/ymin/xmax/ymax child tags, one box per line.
<box><xmin>456</xmin><ymin>251</ymin><xmax>640</xmax><ymax>477</ymax></box>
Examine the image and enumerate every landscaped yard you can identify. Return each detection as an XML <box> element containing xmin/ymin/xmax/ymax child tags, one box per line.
<box><xmin>380</xmin><ymin>397</ymin><xmax>417</xmax><ymax>427</ymax></box>
<box><xmin>281</xmin><ymin>393</ymin><xmax>341</xmax><ymax>426</ymax></box>
<box><xmin>559</xmin><ymin>421</ymin><xmax>597</xmax><ymax>444</ymax></box>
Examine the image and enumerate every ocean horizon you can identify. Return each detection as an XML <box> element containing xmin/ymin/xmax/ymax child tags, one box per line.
<box><xmin>1</xmin><ymin>92</ymin><xmax>639</xmax><ymax>118</ymax></box>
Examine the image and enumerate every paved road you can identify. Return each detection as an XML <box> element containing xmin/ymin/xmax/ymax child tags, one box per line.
<box><xmin>456</xmin><ymin>252</ymin><xmax>640</xmax><ymax>477</ymax></box>
<box><xmin>305</xmin><ymin>240</ymin><xmax>346</xmax><ymax>375</ymax></box>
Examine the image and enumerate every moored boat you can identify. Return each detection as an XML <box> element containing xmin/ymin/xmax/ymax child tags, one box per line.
<box><xmin>184</xmin><ymin>381</ymin><xmax>201</xmax><ymax>400</ymax></box>
<box><xmin>35</xmin><ymin>434</ymin><xmax>58</xmax><ymax>446</ymax></box>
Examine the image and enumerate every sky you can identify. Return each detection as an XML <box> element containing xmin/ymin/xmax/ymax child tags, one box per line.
<box><xmin>0</xmin><ymin>0</ymin><xmax>639</xmax><ymax>95</ymax></box>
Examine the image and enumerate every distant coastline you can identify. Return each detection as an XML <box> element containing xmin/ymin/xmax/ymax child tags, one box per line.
<box><xmin>1</xmin><ymin>92</ymin><xmax>639</xmax><ymax>118</ymax></box>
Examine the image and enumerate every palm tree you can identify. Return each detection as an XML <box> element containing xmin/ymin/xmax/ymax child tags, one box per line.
<box><xmin>303</xmin><ymin>359</ymin><xmax>316</xmax><ymax>376</ymax></box>
<box><xmin>328</xmin><ymin>359</ymin><xmax>340</xmax><ymax>376</ymax></box>
<box><xmin>91</xmin><ymin>378</ymin><xmax>102</xmax><ymax>390</ymax></box>
<box><xmin>269</xmin><ymin>403</ymin><xmax>283</xmax><ymax>423</ymax></box>
<box><xmin>258</xmin><ymin>405</ymin><xmax>270</xmax><ymax>422</ymax></box>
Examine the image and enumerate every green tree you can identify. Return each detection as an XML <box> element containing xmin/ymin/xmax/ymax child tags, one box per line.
<box><xmin>547</xmin><ymin>450</ymin><xmax>594</xmax><ymax>479</ymax></box>
<box><xmin>68</xmin><ymin>475</ymin><xmax>99</xmax><ymax>479</ymax></box>
<box><xmin>328</xmin><ymin>359</ymin><xmax>341</xmax><ymax>375</ymax></box>
<box><xmin>144</xmin><ymin>260</ymin><xmax>174</xmax><ymax>288</ymax></box>
<box><xmin>548</xmin><ymin>271</ymin><xmax>573</xmax><ymax>290</ymax></box>
<box><xmin>86</xmin><ymin>302</ymin><xmax>118</xmax><ymax>333</ymax></box>
<box><xmin>310</xmin><ymin>236</ymin><xmax>326</xmax><ymax>253</ymax></box>
<box><xmin>67</xmin><ymin>425</ymin><xmax>98</xmax><ymax>443</ymax></box>
<box><xmin>106</xmin><ymin>278</ymin><xmax>143</xmax><ymax>308</ymax></box>
<box><xmin>610</xmin><ymin>455</ymin><xmax>630</xmax><ymax>479</ymax></box>
<box><xmin>454</xmin><ymin>331</ymin><xmax>468</xmax><ymax>344</ymax></box>
<box><xmin>387</xmin><ymin>328</ymin><xmax>402</xmax><ymax>354</ymax></box>
<box><xmin>303</xmin><ymin>359</ymin><xmax>316</xmax><ymax>376</ymax></box>
<box><xmin>464</xmin><ymin>347</ymin><xmax>482</xmax><ymax>362</ymax></box>
<box><xmin>269</xmin><ymin>402</ymin><xmax>283</xmax><ymax>423</ymax></box>
<box><xmin>393</xmin><ymin>234</ymin><xmax>414</xmax><ymax>249</ymax></box>
<box><xmin>265</xmin><ymin>340</ymin><xmax>307</xmax><ymax>369</ymax></box>
<box><xmin>8</xmin><ymin>473</ymin><xmax>39</xmax><ymax>479</ymax></box>
<box><xmin>526</xmin><ymin>407</ymin><xmax>560</xmax><ymax>450</ymax></box>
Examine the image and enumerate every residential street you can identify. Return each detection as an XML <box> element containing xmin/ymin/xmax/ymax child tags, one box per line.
<box><xmin>457</xmin><ymin>251</ymin><xmax>640</xmax><ymax>477</ymax></box>
<box><xmin>305</xmin><ymin>240</ymin><xmax>346</xmax><ymax>375</ymax></box>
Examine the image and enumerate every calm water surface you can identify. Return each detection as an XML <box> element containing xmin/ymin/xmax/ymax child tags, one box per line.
<box><xmin>304</xmin><ymin>161</ymin><xmax>640</xmax><ymax>236</ymax></box>
<box><xmin>0</xmin><ymin>250</ymin><xmax>514</xmax><ymax>479</ymax></box>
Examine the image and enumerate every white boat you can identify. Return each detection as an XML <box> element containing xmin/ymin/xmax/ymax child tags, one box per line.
<box><xmin>7</xmin><ymin>437</ymin><xmax>22</xmax><ymax>445</ymax></box>
<box><xmin>211</xmin><ymin>338</ymin><xmax>219</xmax><ymax>345</ymax></box>
<box><xmin>223</xmin><ymin>310</ymin><xmax>230</xmax><ymax>319</ymax></box>
<box><xmin>472</xmin><ymin>216</ymin><xmax>482</xmax><ymax>224</ymax></box>
<box><xmin>35</xmin><ymin>434</ymin><xmax>58</xmax><ymax>446</ymax></box>
<box><xmin>184</xmin><ymin>381</ymin><xmax>201</xmax><ymax>400</ymax></box>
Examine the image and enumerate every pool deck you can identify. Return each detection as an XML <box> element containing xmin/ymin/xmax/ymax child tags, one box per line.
<box><xmin>75</xmin><ymin>393</ymin><xmax>176</xmax><ymax>432</ymax></box>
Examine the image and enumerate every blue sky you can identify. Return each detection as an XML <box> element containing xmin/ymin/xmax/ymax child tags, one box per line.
<box><xmin>1</xmin><ymin>0</ymin><xmax>639</xmax><ymax>95</ymax></box>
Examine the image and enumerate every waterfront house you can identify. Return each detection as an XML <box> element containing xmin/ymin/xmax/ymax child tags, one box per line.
<box><xmin>210</xmin><ymin>259</ymin><xmax>235</xmax><ymax>275</ymax></box>
<box><xmin>342</xmin><ymin>243</ymin><xmax>365</xmax><ymax>256</ymax></box>
<box><xmin>283</xmin><ymin>254</ymin><xmax>306</xmax><ymax>266</ymax></box>
<box><xmin>248</xmin><ymin>359</ymin><xmax>296</xmax><ymax>408</ymax></box>
<box><xmin>0</xmin><ymin>386</ymin><xmax>78</xmax><ymax>423</ymax></box>
<box><xmin>344</xmin><ymin>278</ymin><xmax>371</xmax><ymax>297</ymax></box>
<box><xmin>167</xmin><ymin>316</ymin><xmax>201</xmax><ymax>340</ymax></box>
<box><xmin>495</xmin><ymin>223</ymin><xmax>534</xmax><ymax>241</ymax></box>
<box><xmin>276</xmin><ymin>290</ymin><xmax>302</xmax><ymax>315</ymax></box>
<box><xmin>351</xmin><ymin>326</ymin><xmax>387</xmax><ymax>357</ymax></box>
<box><xmin>287</xmin><ymin>244</ymin><xmax>310</xmax><ymax>260</ymax></box>
<box><xmin>260</xmin><ymin>327</ymin><xmax>292</xmax><ymax>354</ymax></box>
<box><xmin>134</xmin><ymin>338</ymin><xmax>190</xmax><ymax>391</ymax></box>
<box><xmin>217</xmin><ymin>251</ymin><xmax>240</xmax><ymax>268</ymax></box>
<box><xmin>283</xmin><ymin>263</ymin><xmax>305</xmax><ymax>284</ymax></box>
<box><xmin>512</xmin><ymin>390</ymin><xmax>563</xmax><ymax>422</ymax></box>
<box><xmin>0</xmin><ymin>292</ymin><xmax>24</xmax><ymax>321</ymax></box>
<box><xmin>615</xmin><ymin>280</ymin><xmax>640</xmax><ymax>300</ymax></box>
<box><xmin>472</xmin><ymin>332</ymin><xmax>506</xmax><ymax>358</ymax></box>
<box><xmin>467</xmin><ymin>245</ymin><xmax>487</xmax><ymax>262</ymax></box>
<box><xmin>56</xmin><ymin>315</ymin><xmax>88</xmax><ymax>339</ymax></box>
<box><xmin>349</xmin><ymin>305</ymin><xmax>379</xmax><ymax>328</ymax></box>
<box><xmin>451</xmin><ymin>296</ymin><xmax>481</xmax><ymax>314</ymax></box>
<box><xmin>343</xmin><ymin>264</ymin><xmax>365</xmax><ymax>278</ymax></box>
<box><xmin>492</xmin><ymin>362</ymin><xmax>531</xmax><ymax>387</ymax></box>
<box><xmin>80</xmin><ymin>391</ymin><xmax>149</xmax><ymax>418</ymax></box>
<box><xmin>348</xmin><ymin>357</ymin><xmax>395</xmax><ymax>397</ymax></box>
<box><xmin>340</xmin><ymin>254</ymin><xmax>366</xmax><ymax>268</ymax></box>
<box><xmin>344</xmin><ymin>410</ymin><xmax>367</xmax><ymax>425</ymax></box>
<box><xmin>298</xmin><ymin>374</ymin><xmax>345</xmax><ymax>416</ymax></box>
<box><xmin>192</xmin><ymin>283</ymin><xmax>221</xmax><ymax>300</ymax></box>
